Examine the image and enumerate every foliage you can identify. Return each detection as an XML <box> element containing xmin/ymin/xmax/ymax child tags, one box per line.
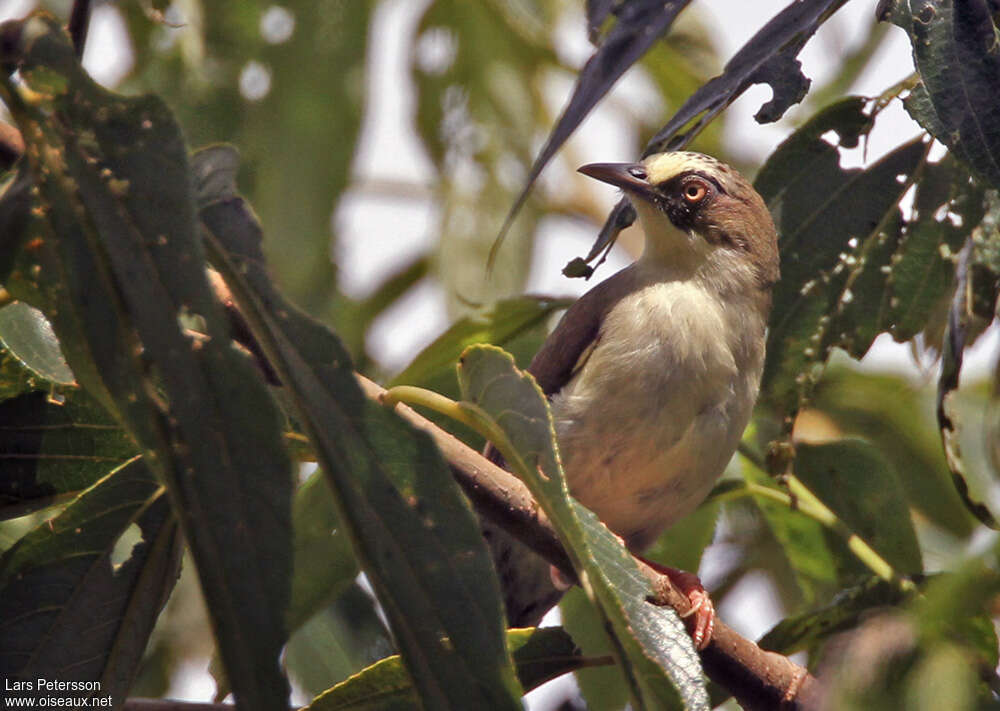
<box><xmin>0</xmin><ymin>1</ymin><xmax>998</xmax><ymax>710</ymax></box>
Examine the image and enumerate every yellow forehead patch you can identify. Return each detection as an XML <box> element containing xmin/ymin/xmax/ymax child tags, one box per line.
<box><xmin>641</xmin><ymin>151</ymin><xmax>742</xmax><ymax>193</ymax></box>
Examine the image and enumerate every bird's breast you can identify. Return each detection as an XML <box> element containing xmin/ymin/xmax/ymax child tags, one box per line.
<box><xmin>550</xmin><ymin>278</ymin><xmax>764</xmax><ymax>549</ymax></box>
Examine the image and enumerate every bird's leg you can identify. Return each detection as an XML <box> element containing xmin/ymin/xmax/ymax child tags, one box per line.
<box><xmin>638</xmin><ymin>556</ymin><xmax>714</xmax><ymax>651</ymax></box>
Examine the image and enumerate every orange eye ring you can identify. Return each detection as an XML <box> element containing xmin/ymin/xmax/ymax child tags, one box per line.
<box><xmin>683</xmin><ymin>180</ymin><xmax>708</xmax><ymax>203</ymax></box>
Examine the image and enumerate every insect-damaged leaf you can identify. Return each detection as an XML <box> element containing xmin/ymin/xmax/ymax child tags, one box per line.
<box><xmin>0</xmin><ymin>458</ymin><xmax>181</xmax><ymax>707</ymax></box>
<box><xmin>0</xmin><ymin>16</ymin><xmax>293</xmax><ymax>710</ymax></box>
<box><xmin>193</xmin><ymin>146</ymin><xmax>523</xmax><ymax>711</ymax></box>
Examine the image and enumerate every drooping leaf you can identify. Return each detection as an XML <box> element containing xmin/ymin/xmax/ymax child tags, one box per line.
<box><xmin>936</xmin><ymin>240</ymin><xmax>998</xmax><ymax>529</ymax></box>
<box><xmin>496</xmin><ymin>0</ymin><xmax>692</xmax><ymax>257</ymax></box>
<box><xmin>457</xmin><ymin>344</ymin><xmax>708</xmax><ymax>710</ymax></box>
<box><xmin>893</xmin><ymin>0</ymin><xmax>1000</xmax><ymax>189</ymax></box>
<box><xmin>0</xmin><ymin>17</ymin><xmax>293</xmax><ymax>709</ymax></box>
<box><xmin>755</xmin><ymin>97</ymin><xmax>929</xmax><ymax>420</ymax></box>
<box><xmin>578</xmin><ymin>0</ymin><xmax>852</xmax><ymax>278</ymax></box>
<box><xmin>194</xmin><ymin>145</ymin><xmax>523</xmax><ymax>710</ymax></box>
<box><xmin>645</xmin><ymin>0</ymin><xmax>849</xmax><ymax>153</ymax></box>
<box><xmin>0</xmin><ymin>458</ymin><xmax>181</xmax><ymax>706</ymax></box>
<box><xmin>304</xmin><ymin>627</ymin><xmax>602</xmax><ymax>711</ymax></box>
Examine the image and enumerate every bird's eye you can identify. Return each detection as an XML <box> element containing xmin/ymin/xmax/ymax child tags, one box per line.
<box><xmin>683</xmin><ymin>180</ymin><xmax>709</xmax><ymax>204</ymax></box>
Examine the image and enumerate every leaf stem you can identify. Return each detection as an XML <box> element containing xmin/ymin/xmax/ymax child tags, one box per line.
<box><xmin>735</xmin><ymin>448</ymin><xmax>915</xmax><ymax>592</ymax></box>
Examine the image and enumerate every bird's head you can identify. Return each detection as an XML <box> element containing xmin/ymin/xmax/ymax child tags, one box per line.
<box><xmin>579</xmin><ymin>152</ymin><xmax>779</xmax><ymax>297</ymax></box>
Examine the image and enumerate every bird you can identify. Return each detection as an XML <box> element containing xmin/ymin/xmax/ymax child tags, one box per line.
<box><xmin>483</xmin><ymin>151</ymin><xmax>779</xmax><ymax>649</ymax></box>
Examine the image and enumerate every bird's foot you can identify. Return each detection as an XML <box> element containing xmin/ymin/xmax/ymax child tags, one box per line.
<box><xmin>640</xmin><ymin>557</ymin><xmax>714</xmax><ymax>651</ymax></box>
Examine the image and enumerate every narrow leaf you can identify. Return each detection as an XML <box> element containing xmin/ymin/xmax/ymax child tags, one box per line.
<box><xmin>0</xmin><ymin>390</ymin><xmax>136</xmax><ymax>520</ymax></box>
<box><xmin>0</xmin><ymin>17</ymin><xmax>293</xmax><ymax>709</ymax></box>
<box><xmin>305</xmin><ymin>627</ymin><xmax>601</xmax><ymax>711</ymax></box>
<box><xmin>937</xmin><ymin>239</ymin><xmax>998</xmax><ymax>529</ymax></box>
<box><xmin>0</xmin><ymin>458</ymin><xmax>181</xmax><ymax>706</ymax></box>
<box><xmin>194</xmin><ymin>146</ymin><xmax>523</xmax><ymax>711</ymax></box>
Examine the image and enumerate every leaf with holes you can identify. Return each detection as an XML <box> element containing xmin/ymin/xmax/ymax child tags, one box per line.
<box><xmin>754</xmin><ymin>97</ymin><xmax>929</xmax><ymax>420</ymax></box>
<box><xmin>195</xmin><ymin>146</ymin><xmax>523</xmax><ymax>711</ymax></box>
<box><xmin>0</xmin><ymin>458</ymin><xmax>181</xmax><ymax>705</ymax></box>
<box><xmin>0</xmin><ymin>17</ymin><xmax>293</xmax><ymax>709</ymax></box>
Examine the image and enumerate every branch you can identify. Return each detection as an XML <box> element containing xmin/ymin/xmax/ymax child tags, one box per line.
<box><xmin>358</xmin><ymin>374</ymin><xmax>825</xmax><ymax>711</ymax></box>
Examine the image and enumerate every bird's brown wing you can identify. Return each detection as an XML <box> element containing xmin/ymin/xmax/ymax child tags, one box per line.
<box><xmin>528</xmin><ymin>263</ymin><xmax>640</xmax><ymax>396</ymax></box>
<box><xmin>482</xmin><ymin>265</ymin><xmax>641</xmax><ymax>626</ymax></box>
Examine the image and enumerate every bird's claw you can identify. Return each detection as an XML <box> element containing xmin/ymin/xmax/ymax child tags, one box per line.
<box><xmin>640</xmin><ymin>558</ymin><xmax>715</xmax><ymax>651</ymax></box>
<box><xmin>677</xmin><ymin>584</ymin><xmax>714</xmax><ymax>651</ymax></box>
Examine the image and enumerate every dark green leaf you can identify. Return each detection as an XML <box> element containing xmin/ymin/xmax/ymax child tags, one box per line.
<box><xmin>499</xmin><ymin>0</ymin><xmax>691</xmax><ymax>248</ymax></box>
<box><xmin>646</xmin><ymin>0</ymin><xmax>849</xmax><ymax>153</ymax></box>
<box><xmin>897</xmin><ymin>0</ymin><xmax>1000</xmax><ymax>189</ymax></box>
<box><xmin>0</xmin><ymin>390</ymin><xmax>136</xmax><ymax>520</ymax></box>
<box><xmin>795</xmin><ymin>439</ymin><xmax>923</xmax><ymax>575</ymax></box>
<box><xmin>0</xmin><ymin>18</ymin><xmax>293</xmax><ymax>709</ymax></box>
<box><xmin>0</xmin><ymin>458</ymin><xmax>181</xmax><ymax>706</ymax></box>
<box><xmin>759</xmin><ymin>577</ymin><xmax>906</xmax><ymax>655</ymax></box>
<box><xmin>457</xmin><ymin>345</ymin><xmax>708</xmax><ymax>710</ymax></box>
<box><xmin>812</xmin><ymin>367</ymin><xmax>976</xmax><ymax>538</ymax></box>
<box><xmin>304</xmin><ymin>627</ymin><xmax>600</xmax><ymax>711</ymax></box>
<box><xmin>195</xmin><ymin>146</ymin><xmax>523</xmax><ymax>711</ymax></box>
<box><xmin>755</xmin><ymin>97</ymin><xmax>929</xmax><ymax>419</ymax></box>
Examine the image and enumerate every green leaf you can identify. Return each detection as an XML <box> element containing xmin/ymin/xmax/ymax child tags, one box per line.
<box><xmin>755</xmin><ymin>97</ymin><xmax>929</xmax><ymax>419</ymax></box>
<box><xmin>795</xmin><ymin>439</ymin><xmax>923</xmax><ymax>575</ymax></box>
<box><xmin>456</xmin><ymin>345</ymin><xmax>708</xmax><ymax>711</ymax></box>
<box><xmin>0</xmin><ymin>458</ymin><xmax>181</xmax><ymax>706</ymax></box>
<box><xmin>896</xmin><ymin>0</ymin><xmax>1000</xmax><ymax>189</ymax></box>
<box><xmin>0</xmin><ymin>390</ymin><xmax>137</xmax><ymax>520</ymax></box>
<box><xmin>284</xmin><ymin>584</ymin><xmax>395</xmax><ymax>699</ymax></box>
<box><xmin>195</xmin><ymin>146</ymin><xmax>523</xmax><ymax>711</ymax></box>
<box><xmin>304</xmin><ymin>627</ymin><xmax>601</xmax><ymax>711</ymax></box>
<box><xmin>758</xmin><ymin>577</ymin><xmax>905</xmax><ymax>655</ymax></box>
<box><xmin>288</xmin><ymin>469</ymin><xmax>359</xmax><ymax>631</ymax></box>
<box><xmin>0</xmin><ymin>17</ymin><xmax>293</xmax><ymax>710</ymax></box>
<box><xmin>0</xmin><ymin>302</ymin><xmax>75</xmax><ymax>386</ymax></box>
<box><xmin>812</xmin><ymin>367</ymin><xmax>976</xmax><ymax>538</ymax></box>
<box><xmin>560</xmin><ymin>587</ymin><xmax>630</xmax><ymax>711</ymax></box>
<box><xmin>742</xmin><ymin>465</ymin><xmax>840</xmax><ymax>603</ymax></box>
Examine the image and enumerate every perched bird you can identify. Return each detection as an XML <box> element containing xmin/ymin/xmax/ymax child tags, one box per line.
<box><xmin>484</xmin><ymin>151</ymin><xmax>779</xmax><ymax>648</ymax></box>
